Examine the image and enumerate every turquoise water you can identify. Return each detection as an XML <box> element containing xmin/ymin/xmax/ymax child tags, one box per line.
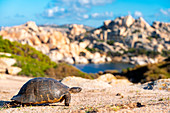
<box><xmin>73</xmin><ymin>63</ymin><xmax>134</xmax><ymax>73</ymax></box>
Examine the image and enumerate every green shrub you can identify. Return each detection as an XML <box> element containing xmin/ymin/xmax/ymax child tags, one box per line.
<box><xmin>45</xmin><ymin>63</ymin><xmax>93</xmax><ymax>79</ymax></box>
<box><xmin>132</xmin><ymin>29</ymin><xmax>140</xmax><ymax>33</ymax></box>
<box><xmin>85</xmin><ymin>47</ymin><xmax>97</xmax><ymax>53</ymax></box>
<box><xmin>107</xmin><ymin>40</ymin><xmax>114</xmax><ymax>45</ymax></box>
<box><xmin>0</xmin><ymin>36</ymin><xmax>92</xmax><ymax>79</ymax></box>
<box><xmin>122</xmin><ymin>61</ymin><xmax>170</xmax><ymax>83</ymax></box>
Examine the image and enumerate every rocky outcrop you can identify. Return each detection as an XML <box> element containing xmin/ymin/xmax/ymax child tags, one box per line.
<box><xmin>0</xmin><ymin>22</ymin><xmax>111</xmax><ymax>64</ymax></box>
<box><xmin>68</xmin><ymin>24</ymin><xmax>86</xmax><ymax>39</ymax></box>
<box><xmin>122</xmin><ymin>15</ymin><xmax>135</xmax><ymax>27</ymax></box>
<box><xmin>86</xmin><ymin>15</ymin><xmax>169</xmax><ymax>65</ymax></box>
<box><xmin>94</xmin><ymin>15</ymin><xmax>170</xmax><ymax>54</ymax></box>
<box><xmin>0</xmin><ymin>16</ymin><xmax>169</xmax><ymax>65</ymax></box>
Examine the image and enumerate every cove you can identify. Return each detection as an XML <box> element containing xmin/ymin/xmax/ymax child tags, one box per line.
<box><xmin>73</xmin><ymin>63</ymin><xmax>134</xmax><ymax>73</ymax></box>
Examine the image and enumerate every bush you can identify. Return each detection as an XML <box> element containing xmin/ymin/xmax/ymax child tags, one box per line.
<box><xmin>45</xmin><ymin>63</ymin><xmax>93</xmax><ymax>79</ymax></box>
<box><xmin>125</xmin><ymin>48</ymin><xmax>159</xmax><ymax>57</ymax></box>
<box><xmin>85</xmin><ymin>47</ymin><xmax>97</xmax><ymax>53</ymax></box>
<box><xmin>132</xmin><ymin>29</ymin><xmax>140</xmax><ymax>33</ymax></box>
<box><xmin>122</xmin><ymin>61</ymin><xmax>170</xmax><ymax>83</ymax></box>
<box><xmin>107</xmin><ymin>40</ymin><xmax>114</xmax><ymax>45</ymax></box>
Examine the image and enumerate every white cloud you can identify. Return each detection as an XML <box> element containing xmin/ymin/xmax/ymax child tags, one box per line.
<box><xmin>134</xmin><ymin>11</ymin><xmax>143</xmax><ymax>17</ymax></box>
<box><xmin>91</xmin><ymin>13</ymin><xmax>99</xmax><ymax>18</ymax></box>
<box><xmin>160</xmin><ymin>9</ymin><xmax>168</xmax><ymax>16</ymax></box>
<box><xmin>91</xmin><ymin>12</ymin><xmax>113</xmax><ymax>19</ymax></box>
<box><xmin>83</xmin><ymin>14</ymin><xmax>89</xmax><ymax>19</ymax></box>
<box><xmin>43</xmin><ymin>0</ymin><xmax>115</xmax><ymax>20</ymax></box>
<box><xmin>45</xmin><ymin>6</ymin><xmax>66</xmax><ymax>17</ymax></box>
<box><xmin>47</xmin><ymin>9</ymin><xmax>54</xmax><ymax>17</ymax></box>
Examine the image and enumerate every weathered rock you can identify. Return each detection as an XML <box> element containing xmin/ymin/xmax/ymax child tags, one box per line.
<box><xmin>106</xmin><ymin>57</ymin><xmax>112</xmax><ymax>62</ymax></box>
<box><xmin>30</xmin><ymin>36</ymin><xmax>41</xmax><ymax>45</ymax></box>
<box><xmin>38</xmin><ymin>32</ymin><xmax>49</xmax><ymax>43</ymax></box>
<box><xmin>91</xmin><ymin>56</ymin><xmax>106</xmax><ymax>64</ymax></box>
<box><xmin>104</xmin><ymin>20</ymin><xmax>112</xmax><ymax>28</ymax></box>
<box><xmin>93</xmin><ymin>42</ymin><xmax>114</xmax><ymax>52</ymax></box>
<box><xmin>110</xmin><ymin>79</ymin><xmax>132</xmax><ymax>86</ymax></box>
<box><xmin>74</xmin><ymin>56</ymin><xmax>89</xmax><ymax>64</ymax></box>
<box><xmin>154</xmin><ymin>44</ymin><xmax>164</xmax><ymax>53</ymax></box>
<box><xmin>0</xmin><ymin>58</ymin><xmax>16</xmax><ymax>67</ymax></box>
<box><xmin>0</xmin><ymin>67</ymin><xmax>6</xmax><ymax>73</ymax></box>
<box><xmin>114</xmin><ymin>17</ymin><xmax>123</xmax><ymax>26</ymax></box>
<box><xmin>48</xmin><ymin>51</ymin><xmax>64</xmax><ymax>62</ymax></box>
<box><xmin>24</xmin><ymin>21</ymin><xmax>39</xmax><ymax>32</ymax></box>
<box><xmin>97</xmin><ymin>73</ymin><xmax>116</xmax><ymax>83</ymax></box>
<box><xmin>70</xmin><ymin>24</ymin><xmax>86</xmax><ymax>36</ymax></box>
<box><xmin>79</xmin><ymin>40</ymin><xmax>90</xmax><ymax>49</ymax></box>
<box><xmin>33</xmin><ymin>44</ymin><xmax>50</xmax><ymax>54</ymax></box>
<box><xmin>0</xmin><ymin>52</ymin><xmax>11</xmax><ymax>57</ymax></box>
<box><xmin>122</xmin><ymin>15</ymin><xmax>135</xmax><ymax>27</ymax></box>
<box><xmin>63</xmin><ymin>57</ymin><xmax>74</xmax><ymax>64</ymax></box>
<box><xmin>20</xmin><ymin>38</ymin><xmax>34</xmax><ymax>46</ymax></box>
<box><xmin>141</xmin><ymin>79</ymin><xmax>170</xmax><ymax>91</ymax></box>
<box><xmin>7</xmin><ymin>67</ymin><xmax>22</xmax><ymax>75</ymax></box>
<box><xmin>135</xmin><ymin>17</ymin><xmax>154</xmax><ymax>31</ymax></box>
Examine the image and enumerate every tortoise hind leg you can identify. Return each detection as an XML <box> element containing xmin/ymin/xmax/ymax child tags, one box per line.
<box><xmin>3</xmin><ymin>101</ymin><xmax>20</xmax><ymax>108</ymax></box>
<box><xmin>64</xmin><ymin>93</ymin><xmax>71</xmax><ymax>106</ymax></box>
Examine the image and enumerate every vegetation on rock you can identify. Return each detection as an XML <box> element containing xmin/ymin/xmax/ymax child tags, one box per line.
<box><xmin>0</xmin><ymin>36</ymin><xmax>92</xmax><ymax>79</ymax></box>
<box><xmin>122</xmin><ymin>60</ymin><xmax>170</xmax><ymax>83</ymax></box>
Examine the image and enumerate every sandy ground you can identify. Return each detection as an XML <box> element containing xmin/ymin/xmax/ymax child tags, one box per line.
<box><xmin>0</xmin><ymin>75</ymin><xmax>170</xmax><ymax>113</ymax></box>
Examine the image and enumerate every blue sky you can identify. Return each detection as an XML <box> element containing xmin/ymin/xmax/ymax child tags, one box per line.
<box><xmin>0</xmin><ymin>0</ymin><xmax>170</xmax><ymax>27</ymax></box>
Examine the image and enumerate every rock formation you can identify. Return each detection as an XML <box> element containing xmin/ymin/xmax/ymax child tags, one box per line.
<box><xmin>0</xmin><ymin>21</ymin><xmax>111</xmax><ymax>64</ymax></box>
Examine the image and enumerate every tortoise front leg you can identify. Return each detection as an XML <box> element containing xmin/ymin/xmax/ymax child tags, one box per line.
<box><xmin>64</xmin><ymin>93</ymin><xmax>71</xmax><ymax>106</ymax></box>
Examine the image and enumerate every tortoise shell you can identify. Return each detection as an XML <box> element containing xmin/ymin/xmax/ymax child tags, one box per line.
<box><xmin>11</xmin><ymin>77</ymin><xmax>81</xmax><ymax>106</ymax></box>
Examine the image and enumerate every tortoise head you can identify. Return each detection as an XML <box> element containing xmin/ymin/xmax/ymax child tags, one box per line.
<box><xmin>69</xmin><ymin>87</ymin><xmax>82</xmax><ymax>93</ymax></box>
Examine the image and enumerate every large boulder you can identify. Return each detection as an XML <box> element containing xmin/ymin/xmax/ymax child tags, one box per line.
<box><xmin>74</xmin><ymin>56</ymin><xmax>89</xmax><ymax>64</ymax></box>
<box><xmin>104</xmin><ymin>20</ymin><xmax>112</xmax><ymax>28</ymax></box>
<box><xmin>141</xmin><ymin>79</ymin><xmax>170</xmax><ymax>91</ymax></box>
<box><xmin>0</xmin><ymin>58</ymin><xmax>16</xmax><ymax>67</ymax></box>
<box><xmin>48</xmin><ymin>51</ymin><xmax>64</xmax><ymax>62</ymax></box>
<box><xmin>69</xmin><ymin>24</ymin><xmax>86</xmax><ymax>36</ymax></box>
<box><xmin>154</xmin><ymin>44</ymin><xmax>164</xmax><ymax>53</ymax></box>
<box><xmin>91</xmin><ymin>56</ymin><xmax>106</xmax><ymax>64</ymax></box>
<box><xmin>110</xmin><ymin>79</ymin><xmax>132</xmax><ymax>86</ymax></box>
<box><xmin>122</xmin><ymin>15</ymin><xmax>135</xmax><ymax>27</ymax></box>
<box><xmin>0</xmin><ymin>52</ymin><xmax>11</xmax><ymax>57</ymax></box>
<box><xmin>63</xmin><ymin>57</ymin><xmax>74</xmax><ymax>64</ymax></box>
<box><xmin>30</xmin><ymin>36</ymin><xmax>41</xmax><ymax>45</ymax></box>
<box><xmin>24</xmin><ymin>21</ymin><xmax>39</xmax><ymax>32</ymax></box>
<box><xmin>33</xmin><ymin>44</ymin><xmax>50</xmax><ymax>54</ymax></box>
<box><xmin>79</xmin><ymin>40</ymin><xmax>90</xmax><ymax>49</ymax></box>
<box><xmin>38</xmin><ymin>32</ymin><xmax>49</xmax><ymax>43</ymax></box>
<box><xmin>134</xmin><ymin>17</ymin><xmax>154</xmax><ymax>31</ymax></box>
<box><xmin>7</xmin><ymin>67</ymin><xmax>22</xmax><ymax>75</ymax></box>
<box><xmin>97</xmin><ymin>73</ymin><xmax>116</xmax><ymax>83</ymax></box>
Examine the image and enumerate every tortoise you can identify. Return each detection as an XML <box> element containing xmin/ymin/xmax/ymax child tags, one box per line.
<box><xmin>8</xmin><ymin>77</ymin><xmax>82</xmax><ymax>107</ymax></box>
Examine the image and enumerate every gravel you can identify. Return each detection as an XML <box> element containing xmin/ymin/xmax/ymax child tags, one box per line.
<box><xmin>0</xmin><ymin>75</ymin><xmax>169</xmax><ymax>113</ymax></box>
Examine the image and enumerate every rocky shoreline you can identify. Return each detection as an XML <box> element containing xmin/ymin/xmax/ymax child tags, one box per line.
<box><xmin>0</xmin><ymin>15</ymin><xmax>169</xmax><ymax>65</ymax></box>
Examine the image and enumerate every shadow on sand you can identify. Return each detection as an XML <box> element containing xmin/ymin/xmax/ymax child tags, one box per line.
<box><xmin>0</xmin><ymin>100</ymin><xmax>65</xmax><ymax>108</ymax></box>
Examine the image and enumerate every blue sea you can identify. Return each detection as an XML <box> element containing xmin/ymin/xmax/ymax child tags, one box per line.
<box><xmin>73</xmin><ymin>63</ymin><xmax>134</xmax><ymax>73</ymax></box>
